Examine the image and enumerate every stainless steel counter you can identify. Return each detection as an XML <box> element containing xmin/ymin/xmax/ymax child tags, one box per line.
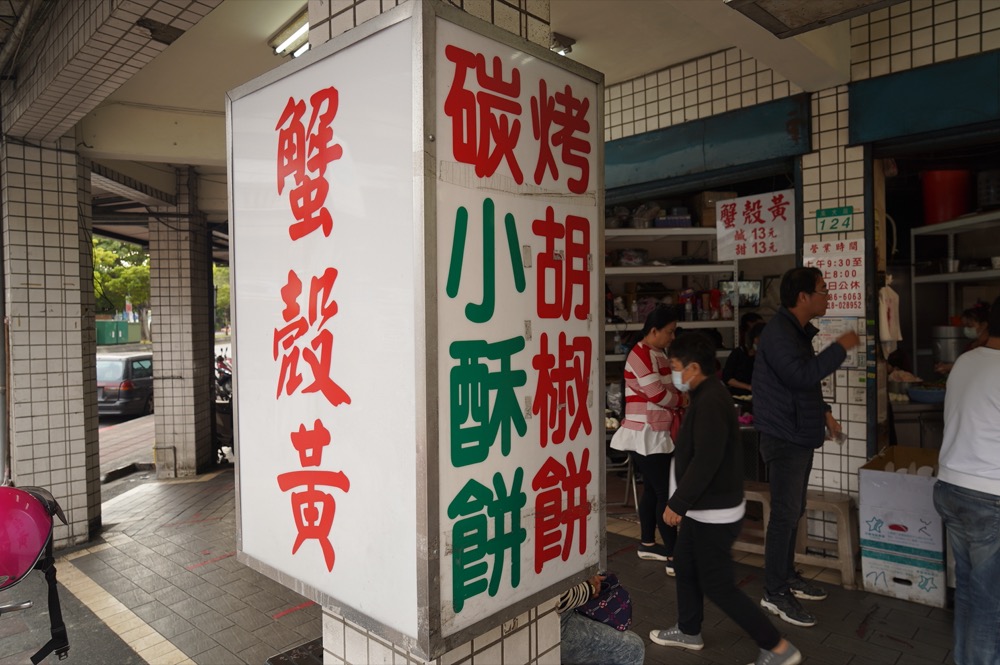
<box><xmin>891</xmin><ymin>400</ymin><xmax>944</xmax><ymax>449</ymax></box>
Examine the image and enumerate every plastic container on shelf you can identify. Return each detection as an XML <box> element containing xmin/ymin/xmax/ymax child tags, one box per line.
<box><xmin>921</xmin><ymin>170</ymin><xmax>973</xmax><ymax>225</ymax></box>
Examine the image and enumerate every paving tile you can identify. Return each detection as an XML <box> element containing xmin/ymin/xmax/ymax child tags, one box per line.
<box><xmin>186</xmin><ymin>581</ymin><xmax>227</xmax><ymax>603</ymax></box>
<box><xmin>204</xmin><ymin>594</ymin><xmax>250</xmax><ymax>616</ymax></box>
<box><xmin>212</xmin><ymin>625</ymin><xmax>263</xmax><ymax>655</ymax></box>
<box><xmin>192</xmin><ymin>645</ymin><xmax>242</xmax><ymax>665</ymax></box>
<box><xmin>192</xmin><ymin>609</ymin><xmax>235</xmax><ymax>635</ymax></box>
<box><xmin>229</xmin><ymin>606</ymin><xmax>274</xmax><ymax>633</ymax></box>
<box><xmin>170</xmin><ymin>628</ymin><xmax>219</xmax><ymax>658</ymax></box>
<box><xmin>168</xmin><ymin>596</ymin><xmax>213</xmax><ymax>620</ymax></box>
<box><xmin>150</xmin><ymin>613</ymin><xmax>197</xmax><ymax>639</ymax></box>
<box><xmin>252</xmin><ymin>621</ymin><xmax>310</xmax><ymax>651</ymax></box>
<box><xmin>244</xmin><ymin>589</ymin><xmax>287</xmax><ymax>614</ymax></box>
<box><xmin>133</xmin><ymin>572</ymin><xmax>174</xmax><ymax>594</ymax></box>
<box><xmin>237</xmin><ymin>640</ymin><xmax>280</xmax><ymax>665</ymax></box>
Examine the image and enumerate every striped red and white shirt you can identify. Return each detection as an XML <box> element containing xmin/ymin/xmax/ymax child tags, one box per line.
<box><xmin>621</xmin><ymin>342</ymin><xmax>680</xmax><ymax>432</ymax></box>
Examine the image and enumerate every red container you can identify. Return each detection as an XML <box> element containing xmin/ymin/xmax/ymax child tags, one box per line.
<box><xmin>921</xmin><ymin>170</ymin><xmax>973</xmax><ymax>225</ymax></box>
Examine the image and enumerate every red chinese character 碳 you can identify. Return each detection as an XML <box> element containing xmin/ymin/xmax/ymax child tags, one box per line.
<box><xmin>531</xmin><ymin>449</ymin><xmax>592</xmax><ymax>573</ymax></box>
<box><xmin>273</xmin><ymin>268</ymin><xmax>351</xmax><ymax>406</ymax></box>
<box><xmin>276</xmin><ymin>87</ymin><xmax>344</xmax><ymax>241</ymax></box>
<box><xmin>531</xmin><ymin>80</ymin><xmax>591</xmax><ymax>193</ymax></box>
<box><xmin>444</xmin><ymin>45</ymin><xmax>523</xmax><ymax>183</ymax></box>
<box><xmin>531</xmin><ymin>332</ymin><xmax>592</xmax><ymax>447</ymax></box>
<box><xmin>719</xmin><ymin>202</ymin><xmax>737</xmax><ymax>229</ymax></box>
<box><xmin>533</xmin><ymin>207</ymin><xmax>591</xmax><ymax>321</ymax></box>
<box><xmin>277</xmin><ymin>468</ymin><xmax>350</xmax><ymax>571</ymax></box>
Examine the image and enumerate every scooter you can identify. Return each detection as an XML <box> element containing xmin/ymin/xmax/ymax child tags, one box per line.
<box><xmin>0</xmin><ymin>485</ymin><xmax>70</xmax><ymax>662</ymax></box>
<box><xmin>215</xmin><ymin>355</ymin><xmax>233</xmax><ymax>402</ymax></box>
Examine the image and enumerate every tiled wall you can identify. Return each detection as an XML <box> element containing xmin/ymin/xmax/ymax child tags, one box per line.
<box><xmin>850</xmin><ymin>0</ymin><xmax>1000</xmax><ymax>79</ymax></box>
<box><xmin>2</xmin><ymin>0</ymin><xmax>223</xmax><ymax>142</ymax></box>
<box><xmin>604</xmin><ymin>48</ymin><xmax>803</xmax><ymax>142</ymax></box>
<box><xmin>323</xmin><ymin>601</ymin><xmax>561</xmax><ymax>665</ymax></box>
<box><xmin>313</xmin><ymin>1</ymin><xmax>557</xmax><ymax>662</ymax></box>
<box><xmin>78</xmin><ymin>156</ymin><xmax>101</xmax><ymax>531</ymax></box>
<box><xmin>309</xmin><ymin>0</ymin><xmax>551</xmax><ymax>48</ymax></box>
<box><xmin>1</xmin><ymin>137</ymin><xmax>96</xmax><ymax>546</ymax></box>
<box><xmin>149</xmin><ymin>167</ymin><xmax>214</xmax><ymax>477</ymax></box>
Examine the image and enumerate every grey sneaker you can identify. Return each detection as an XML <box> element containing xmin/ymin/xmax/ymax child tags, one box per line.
<box><xmin>760</xmin><ymin>592</ymin><xmax>816</xmax><ymax>627</ymax></box>
<box><xmin>788</xmin><ymin>573</ymin><xmax>827</xmax><ymax>600</ymax></box>
<box><xmin>664</xmin><ymin>558</ymin><xmax>675</xmax><ymax>577</ymax></box>
<box><xmin>637</xmin><ymin>543</ymin><xmax>670</xmax><ymax>561</ymax></box>
<box><xmin>649</xmin><ymin>625</ymin><xmax>704</xmax><ymax>650</ymax></box>
<box><xmin>748</xmin><ymin>643</ymin><xmax>802</xmax><ymax>665</ymax></box>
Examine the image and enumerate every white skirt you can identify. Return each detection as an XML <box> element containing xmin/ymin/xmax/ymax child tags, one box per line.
<box><xmin>609</xmin><ymin>424</ymin><xmax>673</xmax><ymax>457</ymax></box>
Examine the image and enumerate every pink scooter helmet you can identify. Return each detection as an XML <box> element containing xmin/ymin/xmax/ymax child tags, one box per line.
<box><xmin>0</xmin><ymin>486</ymin><xmax>54</xmax><ymax>591</ymax></box>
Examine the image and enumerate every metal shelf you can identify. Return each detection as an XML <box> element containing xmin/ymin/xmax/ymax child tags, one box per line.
<box><xmin>605</xmin><ymin>227</ymin><xmax>718</xmax><ymax>242</ymax></box>
<box><xmin>604</xmin><ymin>319</ymin><xmax>735</xmax><ymax>331</ymax></box>
<box><xmin>913</xmin><ymin>268</ymin><xmax>1000</xmax><ymax>284</ymax></box>
<box><xmin>605</xmin><ymin>263</ymin><xmax>736</xmax><ymax>277</ymax></box>
<box><xmin>910</xmin><ymin>208</ymin><xmax>1000</xmax><ymax>237</ymax></box>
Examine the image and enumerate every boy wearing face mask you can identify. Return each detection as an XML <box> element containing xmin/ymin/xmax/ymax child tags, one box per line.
<box><xmin>650</xmin><ymin>332</ymin><xmax>801</xmax><ymax>665</ymax></box>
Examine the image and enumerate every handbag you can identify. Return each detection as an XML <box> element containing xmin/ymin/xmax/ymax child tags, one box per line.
<box><xmin>574</xmin><ymin>573</ymin><xmax>632</xmax><ymax>631</ymax></box>
<box><xmin>670</xmin><ymin>405</ymin><xmax>685</xmax><ymax>442</ymax></box>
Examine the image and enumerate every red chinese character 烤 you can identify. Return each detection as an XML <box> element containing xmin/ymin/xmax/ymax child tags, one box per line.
<box><xmin>531</xmin><ymin>80</ymin><xmax>591</xmax><ymax>193</ymax></box>
<box><xmin>277</xmin><ymin>469</ymin><xmax>350</xmax><ymax>571</ymax></box>
<box><xmin>531</xmin><ymin>332</ymin><xmax>592</xmax><ymax>447</ymax></box>
<box><xmin>533</xmin><ymin>207</ymin><xmax>591</xmax><ymax>321</ymax></box>
<box><xmin>531</xmin><ymin>449</ymin><xmax>592</xmax><ymax>573</ymax></box>
<box><xmin>276</xmin><ymin>87</ymin><xmax>344</xmax><ymax>241</ymax></box>
<box><xmin>273</xmin><ymin>268</ymin><xmax>351</xmax><ymax>406</ymax></box>
<box><xmin>444</xmin><ymin>45</ymin><xmax>523</xmax><ymax>183</ymax></box>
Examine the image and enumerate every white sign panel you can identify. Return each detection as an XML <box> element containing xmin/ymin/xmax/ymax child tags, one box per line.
<box><xmin>717</xmin><ymin>189</ymin><xmax>795</xmax><ymax>261</ymax></box>
<box><xmin>434</xmin><ymin>19</ymin><xmax>602</xmax><ymax>636</ymax></box>
<box><xmin>804</xmin><ymin>238</ymin><xmax>866</xmax><ymax>317</ymax></box>
<box><xmin>230</xmin><ymin>21</ymin><xmax>419</xmax><ymax>637</ymax></box>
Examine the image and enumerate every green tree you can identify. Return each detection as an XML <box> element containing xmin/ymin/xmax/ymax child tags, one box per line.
<box><xmin>214</xmin><ymin>264</ymin><xmax>230</xmax><ymax>330</ymax></box>
<box><xmin>93</xmin><ymin>238</ymin><xmax>150</xmax><ymax>314</ymax></box>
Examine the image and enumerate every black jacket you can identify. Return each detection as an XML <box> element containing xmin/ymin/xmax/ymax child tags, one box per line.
<box><xmin>752</xmin><ymin>307</ymin><xmax>846</xmax><ymax>448</ymax></box>
<box><xmin>667</xmin><ymin>375</ymin><xmax>744</xmax><ymax>515</ymax></box>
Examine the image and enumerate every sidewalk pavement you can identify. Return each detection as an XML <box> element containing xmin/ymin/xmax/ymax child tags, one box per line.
<box><xmin>1</xmin><ymin>416</ymin><xmax>957</xmax><ymax>664</ymax></box>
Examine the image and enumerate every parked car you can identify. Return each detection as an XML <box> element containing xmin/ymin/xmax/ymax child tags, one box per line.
<box><xmin>96</xmin><ymin>352</ymin><xmax>154</xmax><ymax>417</ymax></box>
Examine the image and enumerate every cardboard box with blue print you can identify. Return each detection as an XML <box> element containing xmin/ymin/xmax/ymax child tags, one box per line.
<box><xmin>858</xmin><ymin>446</ymin><xmax>944</xmax><ymax>556</ymax></box>
<box><xmin>860</xmin><ymin>547</ymin><xmax>946</xmax><ymax>608</ymax></box>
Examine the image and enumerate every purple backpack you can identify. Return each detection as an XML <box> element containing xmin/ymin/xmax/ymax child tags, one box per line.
<box><xmin>574</xmin><ymin>573</ymin><xmax>633</xmax><ymax>631</ymax></box>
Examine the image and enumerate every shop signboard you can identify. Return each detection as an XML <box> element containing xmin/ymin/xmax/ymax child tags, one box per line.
<box><xmin>435</xmin><ymin>17</ymin><xmax>602</xmax><ymax>637</ymax></box>
<box><xmin>228</xmin><ymin>1</ymin><xmax>603</xmax><ymax>657</ymax></box>
<box><xmin>716</xmin><ymin>189</ymin><xmax>795</xmax><ymax>261</ymax></box>
<box><xmin>804</xmin><ymin>238</ymin><xmax>866</xmax><ymax>317</ymax></box>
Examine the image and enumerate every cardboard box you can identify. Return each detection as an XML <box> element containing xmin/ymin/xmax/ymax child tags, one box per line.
<box><xmin>692</xmin><ymin>191</ymin><xmax>737</xmax><ymax>227</ymax></box>
<box><xmin>861</xmin><ymin>547</ymin><xmax>946</xmax><ymax>607</ymax></box>
<box><xmin>859</xmin><ymin>446</ymin><xmax>944</xmax><ymax>557</ymax></box>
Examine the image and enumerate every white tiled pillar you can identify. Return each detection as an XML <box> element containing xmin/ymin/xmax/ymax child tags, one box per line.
<box><xmin>148</xmin><ymin>167</ymin><xmax>214</xmax><ymax>477</ymax></box>
<box><xmin>1</xmin><ymin>137</ymin><xmax>98</xmax><ymax>546</ymax></box>
<box><xmin>310</xmin><ymin>1</ymin><xmax>556</xmax><ymax>662</ymax></box>
<box><xmin>323</xmin><ymin>599</ymin><xmax>561</xmax><ymax>665</ymax></box>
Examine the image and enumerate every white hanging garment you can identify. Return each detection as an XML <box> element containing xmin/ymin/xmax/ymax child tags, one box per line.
<box><xmin>879</xmin><ymin>283</ymin><xmax>902</xmax><ymax>356</ymax></box>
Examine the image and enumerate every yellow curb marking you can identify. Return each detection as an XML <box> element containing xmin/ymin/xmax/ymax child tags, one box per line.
<box><xmin>57</xmin><ymin>556</ymin><xmax>196</xmax><ymax>665</ymax></box>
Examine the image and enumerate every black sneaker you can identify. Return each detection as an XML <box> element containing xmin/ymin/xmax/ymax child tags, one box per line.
<box><xmin>664</xmin><ymin>558</ymin><xmax>676</xmax><ymax>577</ymax></box>
<box><xmin>788</xmin><ymin>573</ymin><xmax>827</xmax><ymax>601</ymax></box>
<box><xmin>760</xmin><ymin>591</ymin><xmax>817</xmax><ymax>628</ymax></box>
<box><xmin>637</xmin><ymin>543</ymin><xmax>670</xmax><ymax>561</ymax></box>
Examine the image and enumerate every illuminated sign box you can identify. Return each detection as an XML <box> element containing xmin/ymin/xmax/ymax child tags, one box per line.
<box><xmin>227</xmin><ymin>1</ymin><xmax>604</xmax><ymax>658</ymax></box>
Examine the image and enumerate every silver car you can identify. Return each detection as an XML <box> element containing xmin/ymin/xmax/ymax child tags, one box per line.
<box><xmin>96</xmin><ymin>352</ymin><xmax>154</xmax><ymax>417</ymax></box>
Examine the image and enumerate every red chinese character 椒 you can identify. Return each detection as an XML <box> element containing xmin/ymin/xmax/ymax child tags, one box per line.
<box><xmin>531</xmin><ymin>80</ymin><xmax>591</xmax><ymax>193</ymax></box>
<box><xmin>276</xmin><ymin>87</ymin><xmax>344</xmax><ymax>241</ymax></box>
<box><xmin>273</xmin><ymin>268</ymin><xmax>351</xmax><ymax>406</ymax></box>
<box><xmin>444</xmin><ymin>45</ymin><xmax>523</xmax><ymax>183</ymax></box>
<box><xmin>531</xmin><ymin>332</ymin><xmax>592</xmax><ymax>447</ymax></box>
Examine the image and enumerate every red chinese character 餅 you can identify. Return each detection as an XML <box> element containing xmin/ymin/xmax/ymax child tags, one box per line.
<box><xmin>444</xmin><ymin>45</ymin><xmax>523</xmax><ymax>183</ymax></box>
<box><xmin>531</xmin><ymin>332</ymin><xmax>592</xmax><ymax>447</ymax></box>
<box><xmin>531</xmin><ymin>80</ymin><xmax>591</xmax><ymax>193</ymax></box>
<box><xmin>532</xmin><ymin>449</ymin><xmax>592</xmax><ymax>573</ymax></box>
<box><xmin>273</xmin><ymin>268</ymin><xmax>351</xmax><ymax>406</ymax></box>
<box><xmin>533</xmin><ymin>207</ymin><xmax>591</xmax><ymax>321</ymax></box>
<box><xmin>276</xmin><ymin>87</ymin><xmax>344</xmax><ymax>241</ymax></box>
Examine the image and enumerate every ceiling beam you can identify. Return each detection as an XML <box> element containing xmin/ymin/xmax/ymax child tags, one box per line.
<box><xmin>666</xmin><ymin>0</ymin><xmax>850</xmax><ymax>92</ymax></box>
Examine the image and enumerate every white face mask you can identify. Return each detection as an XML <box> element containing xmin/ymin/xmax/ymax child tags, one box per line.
<box><xmin>964</xmin><ymin>326</ymin><xmax>978</xmax><ymax>340</ymax></box>
<box><xmin>672</xmin><ymin>369</ymin><xmax>690</xmax><ymax>393</ymax></box>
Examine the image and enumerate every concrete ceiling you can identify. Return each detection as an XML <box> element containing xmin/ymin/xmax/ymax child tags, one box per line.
<box><xmin>72</xmin><ymin>0</ymin><xmax>857</xmax><ymax>262</ymax></box>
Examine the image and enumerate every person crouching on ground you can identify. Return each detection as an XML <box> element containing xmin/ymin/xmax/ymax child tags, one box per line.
<box><xmin>650</xmin><ymin>332</ymin><xmax>802</xmax><ymax>665</ymax></box>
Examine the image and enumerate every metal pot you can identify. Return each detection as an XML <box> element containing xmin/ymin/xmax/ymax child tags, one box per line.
<box><xmin>932</xmin><ymin>326</ymin><xmax>965</xmax><ymax>364</ymax></box>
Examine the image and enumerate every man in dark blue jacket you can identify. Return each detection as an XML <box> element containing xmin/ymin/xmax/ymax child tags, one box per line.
<box><xmin>752</xmin><ymin>267</ymin><xmax>859</xmax><ymax>628</ymax></box>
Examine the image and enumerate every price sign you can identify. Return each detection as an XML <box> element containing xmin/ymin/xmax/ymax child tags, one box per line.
<box><xmin>816</xmin><ymin>206</ymin><xmax>853</xmax><ymax>233</ymax></box>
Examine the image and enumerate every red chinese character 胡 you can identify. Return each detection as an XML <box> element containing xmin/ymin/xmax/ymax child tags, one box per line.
<box><xmin>533</xmin><ymin>207</ymin><xmax>591</xmax><ymax>321</ymax></box>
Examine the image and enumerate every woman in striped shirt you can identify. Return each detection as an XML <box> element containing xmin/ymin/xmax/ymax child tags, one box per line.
<box><xmin>610</xmin><ymin>305</ymin><xmax>683</xmax><ymax>573</ymax></box>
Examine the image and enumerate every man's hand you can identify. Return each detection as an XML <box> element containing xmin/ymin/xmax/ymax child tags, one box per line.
<box><xmin>837</xmin><ymin>330</ymin><xmax>860</xmax><ymax>350</ymax></box>
<box><xmin>663</xmin><ymin>505</ymin><xmax>682</xmax><ymax>527</ymax></box>
<box><xmin>826</xmin><ymin>411</ymin><xmax>842</xmax><ymax>436</ymax></box>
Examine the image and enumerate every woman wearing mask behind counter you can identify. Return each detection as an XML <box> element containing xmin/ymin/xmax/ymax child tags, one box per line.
<box><xmin>934</xmin><ymin>301</ymin><xmax>991</xmax><ymax>374</ymax></box>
